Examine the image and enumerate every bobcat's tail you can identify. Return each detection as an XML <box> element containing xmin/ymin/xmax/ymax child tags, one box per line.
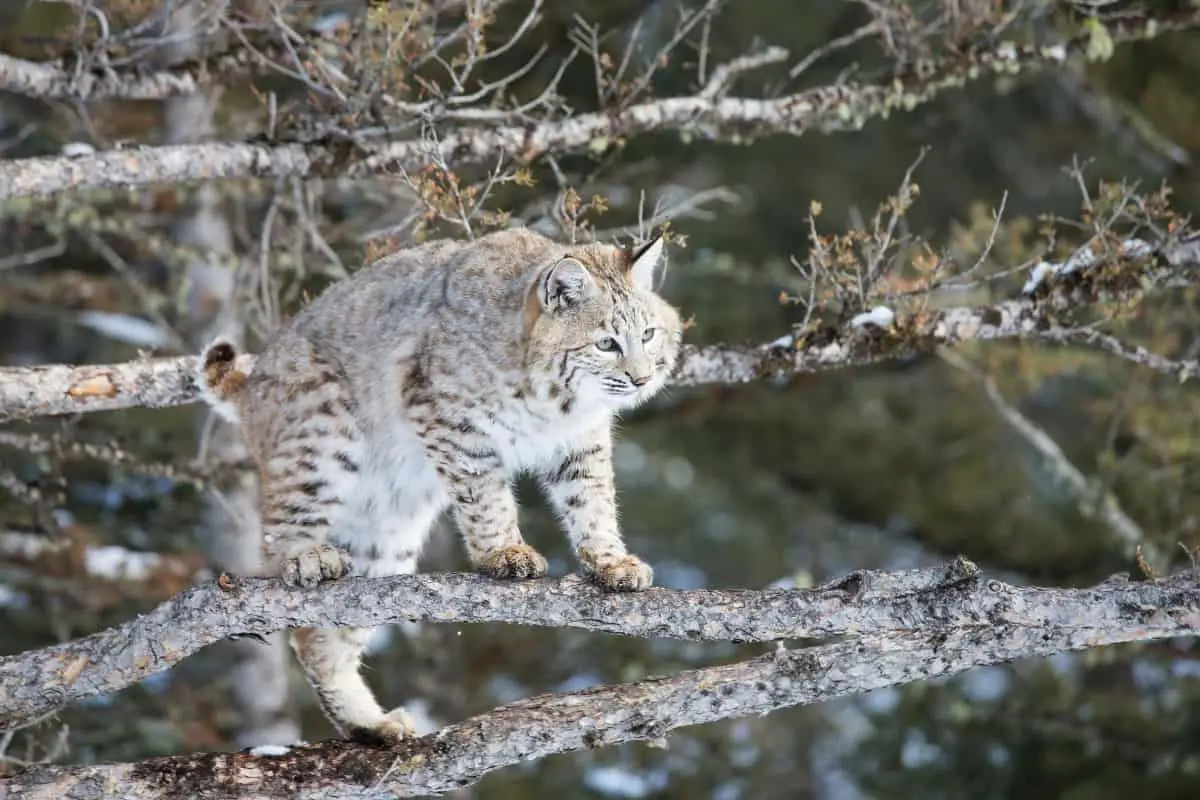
<box><xmin>198</xmin><ymin>337</ymin><xmax>249</xmax><ymax>424</ymax></box>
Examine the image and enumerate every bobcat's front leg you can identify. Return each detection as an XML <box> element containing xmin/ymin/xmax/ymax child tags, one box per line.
<box><xmin>417</xmin><ymin>415</ymin><xmax>546</xmax><ymax>579</ymax></box>
<box><xmin>540</xmin><ymin>425</ymin><xmax>652</xmax><ymax>591</ymax></box>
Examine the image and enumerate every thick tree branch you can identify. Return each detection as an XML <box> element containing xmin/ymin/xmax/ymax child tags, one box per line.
<box><xmin>0</xmin><ymin>10</ymin><xmax>1193</xmax><ymax>200</ymax></box>
<box><xmin>2</xmin><ymin>235</ymin><xmax>1196</xmax><ymax>422</ymax></box>
<box><xmin>4</xmin><ymin>566</ymin><xmax>1199</xmax><ymax>798</ymax></box>
<box><xmin>3</xmin><ymin>556</ymin><xmax>1200</xmax><ymax>734</ymax></box>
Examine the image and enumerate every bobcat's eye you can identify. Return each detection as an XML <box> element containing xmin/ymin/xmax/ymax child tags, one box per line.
<box><xmin>596</xmin><ymin>336</ymin><xmax>622</xmax><ymax>353</ymax></box>
<box><xmin>642</xmin><ymin>328</ymin><xmax>657</xmax><ymax>343</ymax></box>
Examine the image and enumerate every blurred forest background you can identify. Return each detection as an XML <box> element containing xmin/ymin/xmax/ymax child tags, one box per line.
<box><xmin>1</xmin><ymin>0</ymin><xmax>1200</xmax><ymax>797</ymax></box>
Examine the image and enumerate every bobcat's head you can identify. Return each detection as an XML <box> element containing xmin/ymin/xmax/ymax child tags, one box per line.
<box><xmin>526</xmin><ymin>235</ymin><xmax>682</xmax><ymax>412</ymax></box>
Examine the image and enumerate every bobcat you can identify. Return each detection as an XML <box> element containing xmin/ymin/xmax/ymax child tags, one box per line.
<box><xmin>198</xmin><ymin>227</ymin><xmax>682</xmax><ymax>743</ymax></box>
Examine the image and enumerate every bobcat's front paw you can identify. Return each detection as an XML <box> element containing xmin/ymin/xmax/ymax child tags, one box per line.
<box><xmin>282</xmin><ymin>544</ymin><xmax>352</xmax><ymax>588</ymax></box>
<box><xmin>348</xmin><ymin>707</ymin><xmax>417</xmax><ymax>747</ymax></box>
<box><xmin>579</xmin><ymin>548</ymin><xmax>653</xmax><ymax>592</ymax></box>
<box><xmin>477</xmin><ymin>543</ymin><xmax>548</xmax><ymax>580</ymax></box>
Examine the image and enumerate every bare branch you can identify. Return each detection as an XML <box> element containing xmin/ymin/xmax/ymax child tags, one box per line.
<box><xmin>2</xmin><ymin>9</ymin><xmax>1194</xmax><ymax>200</ymax></box>
<box><xmin>0</xmin><ymin>52</ymin><xmax>201</xmax><ymax>100</ymax></box>
<box><xmin>936</xmin><ymin>348</ymin><xmax>1154</xmax><ymax>563</ymax></box>
<box><xmin>2</xmin><ymin>232</ymin><xmax>1197</xmax><ymax>421</ymax></box>
<box><xmin>0</xmin><ymin>559</ymin><xmax>974</xmax><ymax>729</ymax></box>
<box><xmin>3</xmin><ymin>566</ymin><xmax>1198</xmax><ymax>798</ymax></box>
<box><xmin>699</xmin><ymin>46</ymin><xmax>789</xmax><ymax>101</ymax></box>
<box><xmin>0</xmin><ymin>356</ymin><xmax>204</xmax><ymax>422</ymax></box>
<box><xmin>1057</xmin><ymin>328</ymin><xmax>1200</xmax><ymax>381</ymax></box>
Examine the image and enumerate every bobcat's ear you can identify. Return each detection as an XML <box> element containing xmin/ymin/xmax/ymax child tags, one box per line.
<box><xmin>625</xmin><ymin>235</ymin><xmax>664</xmax><ymax>291</ymax></box>
<box><xmin>540</xmin><ymin>258</ymin><xmax>598</xmax><ymax>312</ymax></box>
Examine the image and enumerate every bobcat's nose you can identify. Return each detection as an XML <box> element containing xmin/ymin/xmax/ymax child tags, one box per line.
<box><xmin>627</xmin><ymin>372</ymin><xmax>653</xmax><ymax>387</ymax></box>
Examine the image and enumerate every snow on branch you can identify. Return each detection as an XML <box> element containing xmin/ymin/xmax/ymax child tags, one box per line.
<box><xmin>0</xmin><ymin>9</ymin><xmax>1193</xmax><ymax>200</ymax></box>
<box><xmin>1</xmin><ymin>234</ymin><xmax>1197</xmax><ymax>423</ymax></box>
<box><xmin>3</xmin><ymin>564</ymin><xmax>1198</xmax><ymax>798</ymax></box>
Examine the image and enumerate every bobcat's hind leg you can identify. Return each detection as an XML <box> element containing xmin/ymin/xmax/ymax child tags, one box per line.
<box><xmin>289</xmin><ymin>548</ymin><xmax>423</xmax><ymax>744</ymax></box>
<box><xmin>290</xmin><ymin>626</ymin><xmax>416</xmax><ymax>744</ymax></box>
<box><xmin>255</xmin><ymin>362</ymin><xmax>364</xmax><ymax>588</ymax></box>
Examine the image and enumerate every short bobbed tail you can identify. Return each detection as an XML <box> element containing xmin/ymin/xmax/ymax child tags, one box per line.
<box><xmin>199</xmin><ymin>337</ymin><xmax>249</xmax><ymax>423</ymax></box>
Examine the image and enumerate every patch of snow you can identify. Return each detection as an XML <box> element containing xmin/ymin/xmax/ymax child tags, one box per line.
<box><xmin>61</xmin><ymin>141</ymin><xmax>95</xmax><ymax>158</ymax></box>
<box><xmin>0</xmin><ymin>533</ymin><xmax>48</xmax><ymax>559</ymax></box>
<box><xmin>84</xmin><ymin>546</ymin><xmax>159</xmax><ymax>581</ymax></box>
<box><xmin>766</xmin><ymin>333</ymin><xmax>793</xmax><ymax>349</ymax></box>
<box><xmin>1122</xmin><ymin>238</ymin><xmax>1153</xmax><ymax>256</ymax></box>
<box><xmin>77</xmin><ymin>311</ymin><xmax>172</xmax><ymax>349</ymax></box>
<box><xmin>1021</xmin><ymin>261</ymin><xmax>1055</xmax><ymax>294</ymax></box>
<box><xmin>849</xmin><ymin>306</ymin><xmax>895</xmax><ymax>329</ymax></box>
<box><xmin>1023</xmin><ymin>238</ymin><xmax>1155</xmax><ymax>294</ymax></box>
<box><xmin>0</xmin><ymin>585</ymin><xmax>28</xmax><ymax>609</ymax></box>
<box><xmin>584</xmin><ymin>765</ymin><xmax>663</xmax><ymax>798</ymax></box>
<box><xmin>1062</xmin><ymin>246</ymin><xmax>1096</xmax><ymax>274</ymax></box>
<box><xmin>248</xmin><ymin>744</ymin><xmax>291</xmax><ymax>757</ymax></box>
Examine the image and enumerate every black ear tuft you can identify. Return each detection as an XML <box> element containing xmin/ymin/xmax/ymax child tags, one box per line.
<box><xmin>625</xmin><ymin>234</ymin><xmax>665</xmax><ymax>291</ymax></box>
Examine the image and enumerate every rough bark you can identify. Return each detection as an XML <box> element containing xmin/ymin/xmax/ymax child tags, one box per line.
<box><xmin>0</xmin><ymin>9</ymin><xmax>1192</xmax><ymax>200</ymax></box>
<box><xmin>3</xmin><ymin>566</ymin><xmax>1198</xmax><ymax>798</ymax></box>
<box><xmin>0</xmin><ymin>52</ymin><xmax>201</xmax><ymax>100</ymax></box>
<box><xmin>0</xmin><ymin>356</ymin><xmax>203</xmax><ymax>422</ymax></box>
<box><xmin>3</xmin><ymin>557</ymin><xmax>1199</xmax><ymax>732</ymax></box>
<box><xmin>2</xmin><ymin>234</ymin><xmax>1196</xmax><ymax>423</ymax></box>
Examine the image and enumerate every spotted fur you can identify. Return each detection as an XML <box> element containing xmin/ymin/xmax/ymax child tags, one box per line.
<box><xmin>197</xmin><ymin>228</ymin><xmax>682</xmax><ymax>743</ymax></box>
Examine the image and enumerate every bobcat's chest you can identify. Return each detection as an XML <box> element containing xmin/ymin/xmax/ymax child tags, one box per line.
<box><xmin>475</xmin><ymin>383</ymin><xmax>608</xmax><ymax>472</ymax></box>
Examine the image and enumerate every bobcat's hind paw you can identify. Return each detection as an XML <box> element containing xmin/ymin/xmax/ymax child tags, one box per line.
<box><xmin>579</xmin><ymin>549</ymin><xmax>654</xmax><ymax>592</ymax></box>
<box><xmin>477</xmin><ymin>543</ymin><xmax>548</xmax><ymax>580</ymax></box>
<box><xmin>282</xmin><ymin>544</ymin><xmax>352</xmax><ymax>588</ymax></box>
<box><xmin>348</xmin><ymin>707</ymin><xmax>417</xmax><ymax>746</ymax></box>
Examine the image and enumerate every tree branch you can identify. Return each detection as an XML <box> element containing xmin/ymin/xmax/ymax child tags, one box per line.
<box><xmin>4</xmin><ymin>566</ymin><xmax>1198</xmax><ymax>798</ymax></box>
<box><xmin>4</xmin><ymin>555</ymin><xmax>1200</xmax><ymax>734</ymax></box>
<box><xmin>0</xmin><ymin>53</ymin><xmax>202</xmax><ymax>101</ymax></box>
<box><xmin>3</xmin><ymin>234</ymin><xmax>1196</xmax><ymax>422</ymax></box>
<box><xmin>1056</xmin><ymin>328</ymin><xmax>1200</xmax><ymax>381</ymax></box>
<box><xmin>936</xmin><ymin>348</ymin><xmax>1154</xmax><ymax>563</ymax></box>
<box><xmin>0</xmin><ymin>9</ymin><xmax>1193</xmax><ymax>200</ymax></box>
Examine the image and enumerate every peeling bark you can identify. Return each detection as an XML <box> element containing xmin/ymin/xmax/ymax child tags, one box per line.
<box><xmin>0</xmin><ymin>356</ymin><xmax>201</xmax><ymax>422</ymax></box>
